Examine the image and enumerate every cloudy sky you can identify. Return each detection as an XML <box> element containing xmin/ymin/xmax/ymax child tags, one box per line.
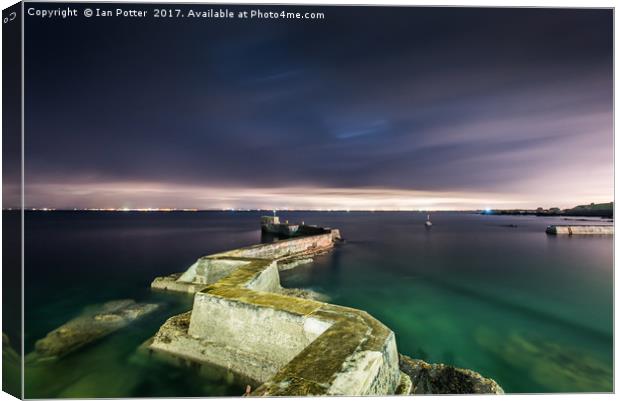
<box><xmin>22</xmin><ymin>5</ymin><xmax>613</xmax><ymax>210</ymax></box>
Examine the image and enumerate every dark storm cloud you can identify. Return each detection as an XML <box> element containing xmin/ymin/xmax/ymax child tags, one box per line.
<box><xmin>23</xmin><ymin>5</ymin><xmax>612</xmax><ymax>208</ymax></box>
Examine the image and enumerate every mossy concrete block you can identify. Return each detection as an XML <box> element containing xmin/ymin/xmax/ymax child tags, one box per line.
<box><xmin>149</xmin><ymin>223</ymin><xmax>402</xmax><ymax>395</ymax></box>
<box><xmin>149</xmin><ymin>222</ymin><xmax>501</xmax><ymax>396</ymax></box>
<box><xmin>150</xmin><ymin>230</ymin><xmax>337</xmax><ymax>295</ymax></box>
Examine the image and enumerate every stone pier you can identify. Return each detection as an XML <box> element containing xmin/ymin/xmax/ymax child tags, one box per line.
<box><xmin>151</xmin><ymin>229</ymin><xmax>340</xmax><ymax>294</ymax></box>
<box><xmin>546</xmin><ymin>225</ymin><xmax>614</xmax><ymax>235</ymax></box>
<box><xmin>150</xmin><ymin>257</ymin><xmax>402</xmax><ymax>395</ymax></box>
<box><xmin>148</xmin><ymin>224</ymin><xmax>502</xmax><ymax>396</ymax></box>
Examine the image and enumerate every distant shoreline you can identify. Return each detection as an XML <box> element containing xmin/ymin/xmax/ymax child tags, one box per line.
<box><xmin>3</xmin><ymin>209</ymin><xmax>613</xmax><ymax>218</ymax></box>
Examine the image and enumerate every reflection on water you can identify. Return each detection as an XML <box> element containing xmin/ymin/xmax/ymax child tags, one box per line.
<box><xmin>23</xmin><ymin>211</ymin><xmax>612</xmax><ymax>396</ymax></box>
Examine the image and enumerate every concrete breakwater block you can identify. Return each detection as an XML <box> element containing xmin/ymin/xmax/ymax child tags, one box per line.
<box><xmin>151</xmin><ymin>232</ymin><xmax>338</xmax><ymax>294</ymax></box>
<box><xmin>148</xmin><ymin>221</ymin><xmax>503</xmax><ymax>395</ymax></box>
<box><xmin>30</xmin><ymin>299</ymin><xmax>159</xmax><ymax>361</ymax></box>
<box><xmin>279</xmin><ymin>287</ymin><xmax>329</xmax><ymax>302</ymax></box>
<box><xmin>150</xmin><ymin>257</ymin><xmax>402</xmax><ymax>396</ymax></box>
<box><xmin>546</xmin><ymin>225</ymin><xmax>614</xmax><ymax>235</ymax></box>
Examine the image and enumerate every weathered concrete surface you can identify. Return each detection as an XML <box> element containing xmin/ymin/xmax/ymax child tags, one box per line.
<box><xmin>221</xmin><ymin>233</ymin><xmax>334</xmax><ymax>260</ymax></box>
<box><xmin>546</xmin><ymin>225</ymin><xmax>613</xmax><ymax>235</ymax></box>
<box><xmin>150</xmin><ymin>273</ymin><xmax>208</xmax><ymax>293</ymax></box>
<box><xmin>151</xmin><ymin>232</ymin><xmax>338</xmax><ymax>294</ymax></box>
<box><xmin>30</xmin><ymin>300</ymin><xmax>158</xmax><ymax>360</ymax></box>
<box><xmin>149</xmin><ymin>222</ymin><xmax>502</xmax><ymax>396</ymax></box>
<box><xmin>280</xmin><ymin>287</ymin><xmax>329</xmax><ymax>302</ymax></box>
<box><xmin>150</xmin><ymin>253</ymin><xmax>402</xmax><ymax>395</ymax></box>
<box><xmin>399</xmin><ymin>354</ymin><xmax>504</xmax><ymax>394</ymax></box>
<box><xmin>277</xmin><ymin>257</ymin><xmax>314</xmax><ymax>271</ymax></box>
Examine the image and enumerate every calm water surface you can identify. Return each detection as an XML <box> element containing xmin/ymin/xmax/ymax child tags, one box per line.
<box><xmin>22</xmin><ymin>211</ymin><xmax>613</xmax><ymax>396</ymax></box>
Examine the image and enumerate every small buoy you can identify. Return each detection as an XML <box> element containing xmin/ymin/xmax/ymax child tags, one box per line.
<box><xmin>425</xmin><ymin>214</ymin><xmax>432</xmax><ymax>227</ymax></box>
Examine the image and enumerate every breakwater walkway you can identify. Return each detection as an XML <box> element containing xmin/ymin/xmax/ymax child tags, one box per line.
<box><xmin>149</xmin><ymin>223</ymin><xmax>502</xmax><ymax>395</ymax></box>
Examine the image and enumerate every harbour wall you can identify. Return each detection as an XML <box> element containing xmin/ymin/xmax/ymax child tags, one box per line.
<box><xmin>219</xmin><ymin>232</ymin><xmax>334</xmax><ymax>260</ymax></box>
<box><xmin>148</xmin><ymin>225</ymin><xmax>503</xmax><ymax>395</ymax></box>
<box><xmin>546</xmin><ymin>225</ymin><xmax>614</xmax><ymax>235</ymax></box>
<box><xmin>151</xmin><ymin>231</ymin><xmax>337</xmax><ymax>293</ymax></box>
<box><xmin>150</xmin><ymin>256</ymin><xmax>403</xmax><ymax>395</ymax></box>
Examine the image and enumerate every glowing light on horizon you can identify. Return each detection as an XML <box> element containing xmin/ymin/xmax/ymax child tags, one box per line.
<box><xmin>22</xmin><ymin>181</ymin><xmax>613</xmax><ymax>211</ymax></box>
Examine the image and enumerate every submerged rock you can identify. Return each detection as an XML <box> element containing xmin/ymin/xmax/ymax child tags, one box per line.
<box><xmin>2</xmin><ymin>333</ymin><xmax>21</xmax><ymax>397</ymax></box>
<box><xmin>399</xmin><ymin>354</ymin><xmax>504</xmax><ymax>394</ymax></box>
<box><xmin>474</xmin><ymin>328</ymin><xmax>612</xmax><ymax>392</ymax></box>
<box><xmin>32</xmin><ymin>299</ymin><xmax>159</xmax><ymax>360</ymax></box>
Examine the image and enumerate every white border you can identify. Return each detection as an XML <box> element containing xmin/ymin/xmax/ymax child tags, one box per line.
<box><xmin>0</xmin><ymin>2</ymin><xmax>616</xmax><ymax>401</ymax></box>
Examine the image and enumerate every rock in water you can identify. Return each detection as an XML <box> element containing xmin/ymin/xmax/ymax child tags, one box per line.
<box><xmin>399</xmin><ymin>354</ymin><xmax>504</xmax><ymax>394</ymax></box>
<box><xmin>33</xmin><ymin>299</ymin><xmax>159</xmax><ymax>360</ymax></box>
<box><xmin>2</xmin><ymin>333</ymin><xmax>21</xmax><ymax>397</ymax></box>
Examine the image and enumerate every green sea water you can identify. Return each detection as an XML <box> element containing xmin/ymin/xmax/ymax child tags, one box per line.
<box><xmin>20</xmin><ymin>211</ymin><xmax>613</xmax><ymax>396</ymax></box>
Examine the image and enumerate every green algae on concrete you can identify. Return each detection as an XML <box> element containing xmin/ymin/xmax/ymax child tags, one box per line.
<box><xmin>149</xmin><ymin>229</ymin><xmax>403</xmax><ymax>395</ymax></box>
<box><xmin>151</xmin><ymin>233</ymin><xmax>337</xmax><ymax>294</ymax></box>
<box><xmin>149</xmin><ymin>224</ymin><xmax>503</xmax><ymax>395</ymax></box>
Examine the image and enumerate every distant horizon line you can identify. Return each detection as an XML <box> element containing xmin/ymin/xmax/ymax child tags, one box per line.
<box><xmin>3</xmin><ymin>203</ymin><xmax>613</xmax><ymax>213</ymax></box>
<box><xmin>6</xmin><ymin>207</ymin><xmax>482</xmax><ymax>212</ymax></box>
